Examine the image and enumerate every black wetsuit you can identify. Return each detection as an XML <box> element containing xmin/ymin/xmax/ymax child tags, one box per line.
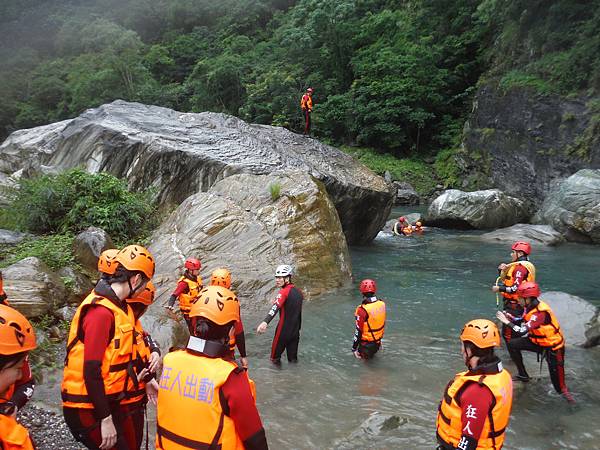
<box><xmin>264</xmin><ymin>283</ymin><xmax>303</xmax><ymax>363</ymax></box>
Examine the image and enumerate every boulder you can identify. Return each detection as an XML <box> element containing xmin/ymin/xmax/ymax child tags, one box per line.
<box><xmin>1</xmin><ymin>257</ymin><xmax>68</xmax><ymax>317</ymax></box>
<box><xmin>0</xmin><ymin>229</ymin><xmax>29</xmax><ymax>245</ymax></box>
<box><xmin>584</xmin><ymin>309</ymin><xmax>600</xmax><ymax>348</ymax></box>
<box><xmin>479</xmin><ymin>224</ymin><xmax>563</xmax><ymax>246</ymax></box>
<box><xmin>542</xmin><ymin>291</ymin><xmax>597</xmax><ymax>346</ymax></box>
<box><xmin>72</xmin><ymin>227</ymin><xmax>114</xmax><ymax>271</ymax></box>
<box><xmin>333</xmin><ymin>412</ymin><xmax>407</xmax><ymax>450</ymax></box>
<box><xmin>426</xmin><ymin>189</ymin><xmax>530</xmax><ymax>229</ymax></box>
<box><xmin>148</xmin><ymin>171</ymin><xmax>352</xmax><ymax>310</ymax></box>
<box><xmin>392</xmin><ymin>181</ymin><xmax>420</xmax><ymax>205</ymax></box>
<box><xmin>0</xmin><ymin>101</ymin><xmax>393</xmax><ymax>244</ymax></box>
<box><xmin>533</xmin><ymin>169</ymin><xmax>600</xmax><ymax>244</ymax></box>
<box><xmin>57</xmin><ymin>267</ymin><xmax>95</xmax><ymax>305</ymax></box>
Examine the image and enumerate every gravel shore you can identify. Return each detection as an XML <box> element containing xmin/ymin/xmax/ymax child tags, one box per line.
<box><xmin>18</xmin><ymin>404</ymin><xmax>82</xmax><ymax>450</ymax></box>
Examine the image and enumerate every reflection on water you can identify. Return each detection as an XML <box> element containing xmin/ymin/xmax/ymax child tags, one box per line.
<box><xmin>246</xmin><ymin>217</ymin><xmax>600</xmax><ymax>450</ymax></box>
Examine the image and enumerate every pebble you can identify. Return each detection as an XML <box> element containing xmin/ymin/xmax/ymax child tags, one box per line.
<box><xmin>18</xmin><ymin>404</ymin><xmax>81</xmax><ymax>450</ymax></box>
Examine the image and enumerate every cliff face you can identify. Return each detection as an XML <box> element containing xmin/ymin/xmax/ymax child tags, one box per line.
<box><xmin>461</xmin><ymin>84</ymin><xmax>600</xmax><ymax>204</ymax></box>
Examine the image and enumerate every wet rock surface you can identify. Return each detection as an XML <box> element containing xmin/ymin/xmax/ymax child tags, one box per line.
<box><xmin>542</xmin><ymin>291</ymin><xmax>598</xmax><ymax>346</ymax></box>
<box><xmin>478</xmin><ymin>223</ymin><xmax>564</xmax><ymax>246</ymax></box>
<box><xmin>73</xmin><ymin>226</ymin><xmax>114</xmax><ymax>271</ymax></box>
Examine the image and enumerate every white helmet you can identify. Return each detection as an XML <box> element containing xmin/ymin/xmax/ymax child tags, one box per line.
<box><xmin>275</xmin><ymin>264</ymin><xmax>293</xmax><ymax>277</ymax></box>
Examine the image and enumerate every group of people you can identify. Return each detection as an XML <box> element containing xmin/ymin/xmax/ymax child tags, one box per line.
<box><xmin>392</xmin><ymin>216</ymin><xmax>424</xmax><ymax>236</ymax></box>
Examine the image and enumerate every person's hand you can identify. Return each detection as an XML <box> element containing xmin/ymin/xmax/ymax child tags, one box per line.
<box><xmin>353</xmin><ymin>350</ymin><xmax>362</xmax><ymax>359</ymax></box>
<box><xmin>496</xmin><ymin>311</ymin><xmax>510</xmax><ymax>325</ymax></box>
<box><xmin>240</xmin><ymin>357</ymin><xmax>249</xmax><ymax>369</ymax></box>
<box><xmin>145</xmin><ymin>379</ymin><xmax>159</xmax><ymax>406</ymax></box>
<box><xmin>100</xmin><ymin>415</ymin><xmax>117</xmax><ymax>450</ymax></box>
<box><xmin>148</xmin><ymin>351</ymin><xmax>161</xmax><ymax>373</ymax></box>
<box><xmin>137</xmin><ymin>367</ymin><xmax>149</xmax><ymax>383</ymax></box>
<box><xmin>256</xmin><ymin>322</ymin><xmax>268</xmax><ymax>334</ymax></box>
<box><xmin>492</xmin><ymin>285</ymin><xmax>500</xmax><ymax>293</ymax></box>
<box><xmin>498</xmin><ymin>263</ymin><xmax>508</xmax><ymax>271</ymax></box>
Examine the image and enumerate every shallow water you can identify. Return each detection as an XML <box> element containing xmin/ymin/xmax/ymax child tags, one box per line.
<box><xmin>245</xmin><ymin>209</ymin><xmax>600</xmax><ymax>450</ymax></box>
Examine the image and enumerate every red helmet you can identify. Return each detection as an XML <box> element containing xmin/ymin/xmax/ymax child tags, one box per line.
<box><xmin>307</xmin><ymin>87</ymin><xmax>314</xmax><ymax>93</ymax></box>
<box><xmin>398</xmin><ymin>216</ymin><xmax>406</xmax><ymax>222</ymax></box>
<box><xmin>359</xmin><ymin>279</ymin><xmax>377</xmax><ymax>295</ymax></box>
<box><xmin>511</xmin><ymin>241</ymin><xmax>531</xmax><ymax>255</ymax></box>
<box><xmin>184</xmin><ymin>258</ymin><xmax>201</xmax><ymax>271</ymax></box>
<box><xmin>517</xmin><ymin>281</ymin><xmax>540</xmax><ymax>298</ymax></box>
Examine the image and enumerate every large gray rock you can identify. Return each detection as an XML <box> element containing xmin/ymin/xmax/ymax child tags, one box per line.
<box><xmin>479</xmin><ymin>224</ymin><xmax>564</xmax><ymax>246</ymax></box>
<box><xmin>1</xmin><ymin>257</ymin><xmax>68</xmax><ymax>317</ymax></box>
<box><xmin>426</xmin><ymin>189</ymin><xmax>530</xmax><ymax>229</ymax></box>
<box><xmin>584</xmin><ymin>309</ymin><xmax>600</xmax><ymax>348</ymax></box>
<box><xmin>533</xmin><ymin>169</ymin><xmax>600</xmax><ymax>244</ymax></box>
<box><xmin>392</xmin><ymin>181</ymin><xmax>420</xmax><ymax>205</ymax></box>
<box><xmin>0</xmin><ymin>101</ymin><xmax>393</xmax><ymax>244</ymax></box>
<box><xmin>72</xmin><ymin>227</ymin><xmax>114</xmax><ymax>271</ymax></box>
<box><xmin>57</xmin><ymin>267</ymin><xmax>95</xmax><ymax>305</ymax></box>
<box><xmin>0</xmin><ymin>229</ymin><xmax>29</xmax><ymax>245</ymax></box>
<box><xmin>542</xmin><ymin>291</ymin><xmax>597</xmax><ymax>347</ymax></box>
<box><xmin>148</xmin><ymin>171</ymin><xmax>352</xmax><ymax>310</ymax></box>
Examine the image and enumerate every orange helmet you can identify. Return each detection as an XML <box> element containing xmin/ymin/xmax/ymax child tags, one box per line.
<box><xmin>460</xmin><ymin>319</ymin><xmax>500</xmax><ymax>349</ymax></box>
<box><xmin>359</xmin><ymin>279</ymin><xmax>377</xmax><ymax>294</ymax></box>
<box><xmin>210</xmin><ymin>268</ymin><xmax>232</xmax><ymax>289</ymax></box>
<box><xmin>189</xmin><ymin>285</ymin><xmax>239</xmax><ymax>326</ymax></box>
<box><xmin>511</xmin><ymin>241</ymin><xmax>531</xmax><ymax>255</ymax></box>
<box><xmin>416</xmin><ymin>221</ymin><xmax>422</xmax><ymax>227</ymax></box>
<box><xmin>98</xmin><ymin>248</ymin><xmax>119</xmax><ymax>275</ymax></box>
<box><xmin>127</xmin><ymin>281</ymin><xmax>156</xmax><ymax>306</ymax></box>
<box><xmin>0</xmin><ymin>304</ymin><xmax>37</xmax><ymax>355</ymax></box>
<box><xmin>114</xmin><ymin>245</ymin><xmax>155</xmax><ymax>279</ymax></box>
<box><xmin>517</xmin><ymin>281</ymin><xmax>540</xmax><ymax>299</ymax></box>
<box><xmin>184</xmin><ymin>258</ymin><xmax>201</xmax><ymax>271</ymax></box>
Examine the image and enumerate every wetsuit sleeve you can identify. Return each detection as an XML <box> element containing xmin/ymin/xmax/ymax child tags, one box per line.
<box><xmin>263</xmin><ymin>289</ymin><xmax>288</xmax><ymax>324</ymax></box>
<box><xmin>499</xmin><ymin>264</ymin><xmax>528</xmax><ymax>294</ymax></box>
<box><xmin>82</xmin><ymin>306</ymin><xmax>114</xmax><ymax>420</ymax></box>
<box><xmin>235</xmin><ymin>321</ymin><xmax>247</xmax><ymax>358</ymax></box>
<box><xmin>0</xmin><ymin>292</ymin><xmax>7</xmax><ymax>304</ymax></box>
<box><xmin>352</xmin><ymin>307</ymin><xmax>367</xmax><ymax>351</ymax></box>
<box><xmin>221</xmin><ymin>370</ymin><xmax>268</xmax><ymax>450</ymax></box>
<box><xmin>10</xmin><ymin>358</ymin><xmax>34</xmax><ymax>409</ymax></box>
<box><xmin>509</xmin><ymin>309</ymin><xmax>548</xmax><ymax>335</ymax></box>
<box><xmin>454</xmin><ymin>382</ymin><xmax>494</xmax><ymax>450</ymax></box>
<box><xmin>144</xmin><ymin>331</ymin><xmax>161</xmax><ymax>355</ymax></box>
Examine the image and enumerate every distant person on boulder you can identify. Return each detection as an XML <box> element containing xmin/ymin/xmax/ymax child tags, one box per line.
<box><xmin>257</xmin><ymin>264</ymin><xmax>303</xmax><ymax>366</ymax></box>
<box><xmin>393</xmin><ymin>216</ymin><xmax>412</xmax><ymax>236</ymax></box>
<box><xmin>210</xmin><ymin>268</ymin><xmax>248</xmax><ymax>368</ymax></box>
<box><xmin>436</xmin><ymin>319</ymin><xmax>513</xmax><ymax>450</ymax></box>
<box><xmin>352</xmin><ymin>279</ymin><xmax>386</xmax><ymax>359</ymax></box>
<box><xmin>165</xmin><ymin>257</ymin><xmax>203</xmax><ymax>328</ymax></box>
<box><xmin>300</xmin><ymin>87</ymin><xmax>314</xmax><ymax>134</ymax></box>
<box><xmin>491</xmin><ymin>241</ymin><xmax>535</xmax><ymax>344</ymax></box>
<box><xmin>496</xmin><ymin>281</ymin><xmax>575</xmax><ymax>403</ymax></box>
<box><xmin>0</xmin><ymin>304</ymin><xmax>37</xmax><ymax>450</ymax></box>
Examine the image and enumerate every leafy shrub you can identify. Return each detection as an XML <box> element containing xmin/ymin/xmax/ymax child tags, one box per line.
<box><xmin>0</xmin><ymin>233</ymin><xmax>76</xmax><ymax>270</ymax></box>
<box><xmin>10</xmin><ymin>169</ymin><xmax>158</xmax><ymax>242</ymax></box>
<box><xmin>434</xmin><ymin>148</ymin><xmax>463</xmax><ymax>188</ymax></box>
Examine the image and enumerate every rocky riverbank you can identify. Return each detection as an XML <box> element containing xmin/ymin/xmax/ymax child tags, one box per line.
<box><xmin>18</xmin><ymin>404</ymin><xmax>80</xmax><ymax>450</ymax></box>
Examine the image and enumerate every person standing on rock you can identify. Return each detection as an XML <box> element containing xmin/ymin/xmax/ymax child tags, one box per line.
<box><xmin>156</xmin><ymin>285</ymin><xmax>268</xmax><ymax>450</ymax></box>
<box><xmin>352</xmin><ymin>279</ymin><xmax>386</xmax><ymax>360</ymax></box>
<box><xmin>436</xmin><ymin>319</ymin><xmax>513</xmax><ymax>450</ymax></box>
<box><xmin>491</xmin><ymin>241</ymin><xmax>535</xmax><ymax>344</ymax></box>
<box><xmin>256</xmin><ymin>265</ymin><xmax>303</xmax><ymax>366</ymax></box>
<box><xmin>165</xmin><ymin>257</ymin><xmax>203</xmax><ymax>328</ymax></box>
<box><xmin>62</xmin><ymin>245</ymin><xmax>155</xmax><ymax>450</ymax></box>
<box><xmin>0</xmin><ymin>304</ymin><xmax>37</xmax><ymax>450</ymax></box>
<box><xmin>300</xmin><ymin>87</ymin><xmax>314</xmax><ymax>134</ymax></box>
<box><xmin>496</xmin><ymin>281</ymin><xmax>575</xmax><ymax>403</ymax></box>
<box><xmin>210</xmin><ymin>268</ymin><xmax>249</xmax><ymax>369</ymax></box>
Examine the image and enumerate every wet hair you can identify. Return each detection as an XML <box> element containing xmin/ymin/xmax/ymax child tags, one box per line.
<box><xmin>0</xmin><ymin>351</ymin><xmax>26</xmax><ymax>371</ymax></box>
<box><xmin>109</xmin><ymin>266</ymin><xmax>148</xmax><ymax>285</ymax></box>
<box><xmin>464</xmin><ymin>341</ymin><xmax>496</xmax><ymax>364</ymax></box>
<box><xmin>192</xmin><ymin>318</ymin><xmax>233</xmax><ymax>345</ymax></box>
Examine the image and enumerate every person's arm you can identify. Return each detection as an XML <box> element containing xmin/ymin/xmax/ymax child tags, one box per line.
<box><xmin>234</xmin><ymin>319</ymin><xmax>247</xmax><ymax>358</ymax></box>
<box><xmin>352</xmin><ymin>307</ymin><xmax>366</xmax><ymax>352</ymax></box>
<box><xmin>82</xmin><ymin>306</ymin><xmax>114</xmax><ymax>420</ymax></box>
<box><xmin>167</xmin><ymin>281</ymin><xmax>189</xmax><ymax>308</ymax></box>
<box><xmin>221</xmin><ymin>371</ymin><xmax>268</xmax><ymax>450</ymax></box>
<box><xmin>145</xmin><ymin>332</ymin><xmax>161</xmax><ymax>355</ymax></box>
<box><xmin>263</xmin><ymin>290</ymin><xmax>288</xmax><ymax>325</ymax></box>
<box><xmin>10</xmin><ymin>358</ymin><xmax>34</xmax><ymax>409</ymax></box>
<box><xmin>454</xmin><ymin>382</ymin><xmax>494</xmax><ymax>450</ymax></box>
<box><xmin>499</xmin><ymin>265</ymin><xmax>528</xmax><ymax>294</ymax></box>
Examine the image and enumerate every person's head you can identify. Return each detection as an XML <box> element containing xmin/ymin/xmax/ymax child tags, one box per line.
<box><xmin>188</xmin><ymin>286</ymin><xmax>240</xmax><ymax>354</ymax></box>
<box><xmin>398</xmin><ymin>216</ymin><xmax>406</xmax><ymax>223</ymax></box>
<box><xmin>459</xmin><ymin>319</ymin><xmax>500</xmax><ymax>369</ymax></box>
<box><xmin>359</xmin><ymin>279</ymin><xmax>376</xmax><ymax>297</ymax></box>
<box><xmin>97</xmin><ymin>248</ymin><xmax>119</xmax><ymax>276</ymax></box>
<box><xmin>0</xmin><ymin>305</ymin><xmax>36</xmax><ymax>393</ymax></box>
<box><xmin>109</xmin><ymin>245</ymin><xmax>155</xmax><ymax>301</ymax></box>
<box><xmin>510</xmin><ymin>241</ymin><xmax>531</xmax><ymax>261</ymax></box>
<box><xmin>306</xmin><ymin>87</ymin><xmax>313</xmax><ymax>95</ymax></box>
<box><xmin>517</xmin><ymin>281</ymin><xmax>540</xmax><ymax>307</ymax></box>
<box><xmin>184</xmin><ymin>257</ymin><xmax>201</xmax><ymax>277</ymax></box>
<box><xmin>210</xmin><ymin>268</ymin><xmax>231</xmax><ymax>289</ymax></box>
<box><xmin>416</xmin><ymin>221</ymin><xmax>422</xmax><ymax>227</ymax></box>
<box><xmin>126</xmin><ymin>281</ymin><xmax>155</xmax><ymax>320</ymax></box>
<box><xmin>275</xmin><ymin>264</ymin><xmax>293</xmax><ymax>288</ymax></box>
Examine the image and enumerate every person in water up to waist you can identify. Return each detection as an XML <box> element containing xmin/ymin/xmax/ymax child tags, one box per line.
<box><xmin>352</xmin><ymin>279</ymin><xmax>386</xmax><ymax>360</ymax></box>
<box><xmin>491</xmin><ymin>241</ymin><xmax>535</xmax><ymax>345</ymax></box>
<box><xmin>62</xmin><ymin>244</ymin><xmax>155</xmax><ymax>450</ymax></box>
<box><xmin>156</xmin><ymin>285</ymin><xmax>268</xmax><ymax>450</ymax></box>
<box><xmin>436</xmin><ymin>319</ymin><xmax>513</xmax><ymax>450</ymax></box>
<box><xmin>0</xmin><ymin>304</ymin><xmax>37</xmax><ymax>450</ymax></box>
<box><xmin>165</xmin><ymin>257</ymin><xmax>203</xmax><ymax>327</ymax></box>
<box><xmin>496</xmin><ymin>281</ymin><xmax>575</xmax><ymax>403</ymax></box>
<box><xmin>256</xmin><ymin>264</ymin><xmax>303</xmax><ymax>366</ymax></box>
<box><xmin>393</xmin><ymin>216</ymin><xmax>413</xmax><ymax>236</ymax></box>
<box><xmin>210</xmin><ymin>268</ymin><xmax>249</xmax><ymax>369</ymax></box>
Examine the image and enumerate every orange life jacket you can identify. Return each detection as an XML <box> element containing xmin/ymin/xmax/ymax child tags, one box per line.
<box><xmin>524</xmin><ymin>300</ymin><xmax>565</xmax><ymax>350</ymax></box>
<box><xmin>123</xmin><ymin>319</ymin><xmax>153</xmax><ymax>404</ymax></box>
<box><xmin>356</xmin><ymin>300</ymin><xmax>386</xmax><ymax>343</ymax></box>
<box><xmin>501</xmin><ymin>261</ymin><xmax>535</xmax><ymax>301</ymax></box>
<box><xmin>177</xmin><ymin>275</ymin><xmax>203</xmax><ymax>314</ymax></box>
<box><xmin>0</xmin><ymin>413</ymin><xmax>35</xmax><ymax>450</ymax></box>
<box><xmin>61</xmin><ymin>292</ymin><xmax>142</xmax><ymax>408</ymax></box>
<box><xmin>437</xmin><ymin>369</ymin><xmax>513</xmax><ymax>450</ymax></box>
<box><xmin>156</xmin><ymin>350</ymin><xmax>254</xmax><ymax>450</ymax></box>
<box><xmin>300</xmin><ymin>94</ymin><xmax>313</xmax><ymax>111</ymax></box>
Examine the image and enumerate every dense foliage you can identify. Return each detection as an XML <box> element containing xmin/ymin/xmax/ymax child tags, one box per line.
<box><xmin>1</xmin><ymin>0</ymin><xmax>597</xmax><ymax>166</ymax></box>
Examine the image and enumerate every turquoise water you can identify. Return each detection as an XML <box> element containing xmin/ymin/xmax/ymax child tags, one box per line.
<box><xmin>245</xmin><ymin>209</ymin><xmax>600</xmax><ymax>449</ymax></box>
